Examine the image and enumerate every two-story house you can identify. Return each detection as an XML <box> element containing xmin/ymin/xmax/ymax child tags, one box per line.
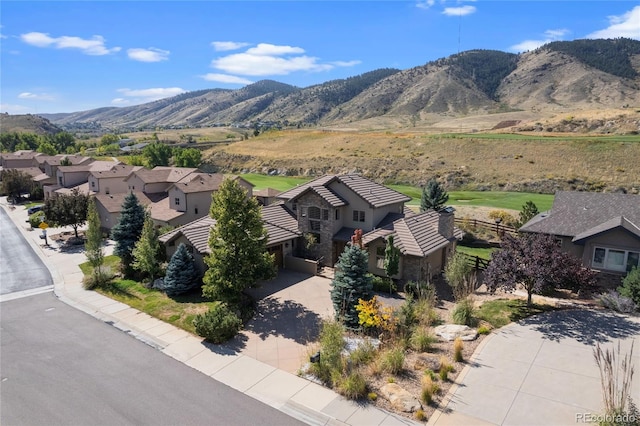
<box><xmin>125</xmin><ymin>166</ymin><xmax>199</xmax><ymax>193</ymax></box>
<box><xmin>88</xmin><ymin>164</ymin><xmax>143</xmax><ymax>195</ymax></box>
<box><xmin>166</xmin><ymin>173</ymin><xmax>254</xmax><ymax>225</ymax></box>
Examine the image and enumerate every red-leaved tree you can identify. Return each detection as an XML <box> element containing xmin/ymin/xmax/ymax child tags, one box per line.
<box><xmin>484</xmin><ymin>233</ymin><xmax>596</xmax><ymax>305</ymax></box>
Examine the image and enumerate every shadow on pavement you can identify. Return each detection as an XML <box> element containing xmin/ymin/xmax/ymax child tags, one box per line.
<box><xmin>250</xmin><ymin>271</ymin><xmax>315</xmax><ymax>299</ymax></box>
<box><xmin>520</xmin><ymin>308</ymin><xmax>640</xmax><ymax>345</ymax></box>
<box><xmin>247</xmin><ymin>297</ymin><xmax>321</xmax><ymax>344</ymax></box>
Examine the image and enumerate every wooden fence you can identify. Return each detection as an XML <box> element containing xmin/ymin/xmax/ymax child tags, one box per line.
<box><xmin>457</xmin><ymin>252</ymin><xmax>491</xmax><ymax>271</ymax></box>
<box><xmin>454</xmin><ymin>217</ymin><xmax>518</xmax><ymax>237</ymax></box>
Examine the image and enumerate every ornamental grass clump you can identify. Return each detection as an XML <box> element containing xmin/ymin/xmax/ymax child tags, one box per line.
<box><xmin>439</xmin><ymin>356</ymin><xmax>454</xmax><ymax>381</ymax></box>
<box><xmin>453</xmin><ymin>337</ymin><xmax>464</xmax><ymax>362</ymax></box>
<box><xmin>410</xmin><ymin>326</ymin><xmax>437</xmax><ymax>352</ymax></box>
<box><xmin>379</xmin><ymin>346</ymin><xmax>405</xmax><ymax>375</ymax></box>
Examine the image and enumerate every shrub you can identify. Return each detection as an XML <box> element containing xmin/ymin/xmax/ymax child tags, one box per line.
<box><xmin>367</xmin><ymin>392</ymin><xmax>378</xmax><ymax>401</ymax></box>
<box><xmin>421</xmin><ymin>374</ymin><xmax>435</xmax><ymax>405</ymax></box>
<box><xmin>410</xmin><ymin>327</ymin><xmax>437</xmax><ymax>352</ymax></box>
<box><xmin>356</xmin><ymin>296</ymin><xmax>395</xmax><ymax>334</ymax></box>
<box><xmin>414</xmin><ymin>296</ymin><xmax>440</xmax><ymax>327</ymax></box>
<box><xmin>28</xmin><ymin>211</ymin><xmax>45</xmax><ymax>228</ymax></box>
<box><xmin>405</xmin><ymin>280</ymin><xmax>436</xmax><ymax>302</ymax></box>
<box><xmin>453</xmin><ymin>337</ymin><xmax>464</xmax><ymax>362</ymax></box>
<box><xmin>452</xmin><ymin>297</ymin><xmax>476</xmax><ymax>326</ymax></box>
<box><xmin>445</xmin><ymin>252</ymin><xmax>476</xmax><ymax>301</ymax></box>
<box><xmin>424</xmin><ymin>368</ymin><xmax>438</xmax><ymax>382</ymax></box>
<box><xmin>338</xmin><ymin>370</ymin><xmax>367</xmax><ymax>400</ymax></box>
<box><xmin>308</xmin><ymin>320</ymin><xmax>346</xmax><ymax>385</ymax></box>
<box><xmin>415</xmin><ymin>409</ymin><xmax>426</xmax><ymax>421</ymax></box>
<box><xmin>193</xmin><ymin>303</ymin><xmax>242</xmax><ymax>343</ymax></box>
<box><xmin>619</xmin><ymin>267</ymin><xmax>640</xmax><ymax>307</ymax></box>
<box><xmin>488</xmin><ymin>210</ymin><xmax>516</xmax><ymax>227</ymax></box>
<box><xmin>599</xmin><ymin>290</ymin><xmax>638</xmax><ymax>314</ymax></box>
<box><xmin>593</xmin><ymin>341</ymin><xmax>636</xmax><ymax>421</ymax></box>
<box><xmin>477</xmin><ymin>325</ymin><xmax>492</xmax><ymax>335</ymax></box>
<box><xmin>379</xmin><ymin>346</ymin><xmax>405</xmax><ymax>374</ymax></box>
<box><xmin>82</xmin><ymin>266</ymin><xmax>115</xmax><ymax>290</ymax></box>
<box><xmin>350</xmin><ymin>340</ymin><xmax>377</xmax><ymax>366</ymax></box>
<box><xmin>439</xmin><ymin>357</ymin><xmax>454</xmax><ymax>381</ymax></box>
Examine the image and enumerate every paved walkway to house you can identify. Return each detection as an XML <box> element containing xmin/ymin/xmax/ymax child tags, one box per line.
<box><xmin>428</xmin><ymin>308</ymin><xmax>640</xmax><ymax>426</ymax></box>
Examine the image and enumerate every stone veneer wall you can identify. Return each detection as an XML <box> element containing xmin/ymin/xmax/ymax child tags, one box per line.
<box><xmin>295</xmin><ymin>192</ymin><xmax>340</xmax><ymax>265</ymax></box>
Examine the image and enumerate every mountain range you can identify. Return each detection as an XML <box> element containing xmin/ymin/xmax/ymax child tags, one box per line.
<box><xmin>33</xmin><ymin>38</ymin><xmax>640</xmax><ymax>131</ymax></box>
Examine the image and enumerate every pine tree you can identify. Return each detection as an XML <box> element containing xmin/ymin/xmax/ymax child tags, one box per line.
<box><xmin>384</xmin><ymin>235</ymin><xmax>400</xmax><ymax>293</ymax></box>
<box><xmin>159</xmin><ymin>243</ymin><xmax>199</xmax><ymax>296</ymax></box>
<box><xmin>202</xmin><ymin>178</ymin><xmax>276</xmax><ymax>305</ymax></box>
<box><xmin>330</xmin><ymin>231</ymin><xmax>373</xmax><ymax>328</ymax></box>
<box><xmin>111</xmin><ymin>192</ymin><xmax>145</xmax><ymax>276</ymax></box>
<box><xmin>516</xmin><ymin>201</ymin><xmax>540</xmax><ymax>228</ymax></box>
<box><xmin>420</xmin><ymin>178</ymin><xmax>449</xmax><ymax>212</ymax></box>
<box><xmin>85</xmin><ymin>197</ymin><xmax>104</xmax><ymax>276</ymax></box>
<box><xmin>132</xmin><ymin>211</ymin><xmax>162</xmax><ymax>283</ymax></box>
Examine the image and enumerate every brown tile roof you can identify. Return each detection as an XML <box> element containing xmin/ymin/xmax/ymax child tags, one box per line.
<box><xmin>1</xmin><ymin>151</ymin><xmax>42</xmax><ymax>160</ymax></box>
<box><xmin>520</xmin><ymin>191</ymin><xmax>640</xmax><ymax>238</ymax></box>
<box><xmin>254</xmin><ymin>188</ymin><xmax>281</xmax><ymax>197</ymax></box>
<box><xmin>277</xmin><ymin>174</ymin><xmax>410</xmax><ymax>208</ymax></box>
<box><xmin>90</xmin><ymin>164</ymin><xmax>142</xmax><ymax>179</ymax></box>
<box><xmin>44</xmin><ymin>155</ymin><xmax>93</xmax><ymax>166</ymax></box>
<box><xmin>159</xmin><ymin>204</ymin><xmax>300</xmax><ymax>254</ymax></box>
<box><xmin>362</xmin><ymin>210</ymin><xmax>457</xmax><ymax>257</ymax></box>
<box><xmin>127</xmin><ymin>166</ymin><xmax>199</xmax><ymax>184</ymax></box>
<box><xmin>95</xmin><ymin>191</ymin><xmax>164</xmax><ymax>213</ymax></box>
<box><xmin>7</xmin><ymin>166</ymin><xmax>43</xmax><ymax>178</ymax></box>
<box><xmin>170</xmin><ymin>173</ymin><xmax>225</xmax><ymax>194</ymax></box>
<box><xmin>55</xmin><ymin>182</ymin><xmax>91</xmax><ymax>195</ymax></box>
<box><xmin>58</xmin><ymin>160</ymin><xmax>120</xmax><ymax>173</ymax></box>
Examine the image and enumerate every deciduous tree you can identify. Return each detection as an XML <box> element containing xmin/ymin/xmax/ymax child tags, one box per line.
<box><xmin>330</xmin><ymin>230</ymin><xmax>373</xmax><ymax>328</ymax></box>
<box><xmin>420</xmin><ymin>178</ymin><xmax>449</xmax><ymax>212</ymax></box>
<box><xmin>1</xmin><ymin>169</ymin><xmax>35</xmax><ymax>203</ymax></box>
<box><xmin>43</xmin><ymin>188</ymin><xmax>89</xmax><ymax>238</ymax></box>
<box><xmin>202</xmin><ymin>178</ymin><xmax>276</xmax><ymax>305</ymax></box>
<box><xmin>111</xmin><ymin>192</ymin><xmax>145</xmax><ymax>276</ymax></box>
<box><xmin>173</xmin><ymin>147</ymin><xmax>202</xmax><ymax>168</ymax></box>
<box><xmin>84</xmin><ymin>197</ymin><xmax>104</xmax><ymax>277</ymax></box>
<box><xmin>142</xmin><ymin>142</ymin><xmax>172</xmax><ymax>168</ymax></box>
<box><xmin>484</xmin><ymin>233</ymin><xmax>595</xmax><ymax>305</ymax></box>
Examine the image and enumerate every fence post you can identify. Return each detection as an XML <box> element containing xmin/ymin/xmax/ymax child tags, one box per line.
<box><xmin>475</xmin><ymin>256</ymin><xmax>480</xmax><ymax>270</ymax></box>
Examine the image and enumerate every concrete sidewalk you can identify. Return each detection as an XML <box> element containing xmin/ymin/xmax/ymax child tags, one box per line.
<box><xmin>1</xmin><ymin>199</ymin><xmax>419</xmax><ymax>426</ymax></box>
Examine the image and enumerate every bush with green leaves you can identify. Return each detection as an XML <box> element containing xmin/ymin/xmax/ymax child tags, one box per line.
<box><xmin>82</xmin><ymin>266</ymin><xmax>115</xmax><ymax>290</ymax></box>
<box><xmin>308</xmin><ymin>320</ymin><xmax>345</xmax><ymax>385</ymax></box>
<box><xmin>379</xmin><ymin>346</ymin><xmax>405</xmax><ymax>374</ymax></box>
<box><xmin>618</xmin><ymin>267</ymin><xmax>640</xmax><ymax>308</ymax></box>
<box><xmin>599</xmin><ymin>290</ymin><xmax>638</xmax><ymax>314</ymax></box>
<box><xmin>452</xmin><ymin>297</ymin><xmax>476</xmax><ymax>326</ymax></box>
<box><xmin>193</xmin><ymin>303</ymin><xmax>242</xmax><ymax>343</ymax></box>
<box><xmin>337</xmin><ymin>371</ymin><xmax>367</xmax><ymax>400</ymax></box>
<box><xmin>28</xmin><ymin>211</ymin><xmax>45</xmax><ymax>228</ymax></box>
<box><xmin>410</xmin><ymin>327</ymin><xmax>437</xmax><ymax>352</ymax></box>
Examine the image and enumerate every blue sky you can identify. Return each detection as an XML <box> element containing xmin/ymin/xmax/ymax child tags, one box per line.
<box><xmin>2</xmin><ymin>1</ymin><xmax>639</xmax><ymax>114</ymax></box>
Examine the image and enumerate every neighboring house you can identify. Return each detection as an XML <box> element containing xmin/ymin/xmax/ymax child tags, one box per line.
<box><xmin>159</xmin><ymin>203</ymin><xmax>301</xmax><ymax>274</ymax></box>
<box><xmin>125</xmin><ymin>166</ymin><xmax>199</xmax><ymax>193</ymax></box>
<box><xmin>56</xmin><ymin>160</ymin><xmax>120</xmax><ymax>188</ymax></box>
<box><xmin>41</xmin><ymin>155</ymin><xmax>93</xmax><ymax>179</ymax></box>
<box><xmin>94</xmin><ymin>191</ymin><xmax>183</xmax><ymax>230</ymax></box>
<box><xmin>166</xmin><ymin>173</ymin><xmax>254</xmax><ymax>225</ymax></box>
<box><xmin>0</xmin><ymin>151</ymin><xmax>42</xmax><ymax>169</ymax></box>
<box><xmin>520</xmin><ymin>191</ymin><xmax>640</xmax><ymax>275</ymax></box>
<box><xmin>254</xmin><ymin>188</ymin><xmax>281</xmax><ymax>206</ymax></box>
<box><xmin>88</xmin><ymin>164</ymin><xmax>143</xmax><ymax>195</ymax></box>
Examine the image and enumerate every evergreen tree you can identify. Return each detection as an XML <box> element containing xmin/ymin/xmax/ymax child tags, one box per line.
<box><xmin>132</xmin><ymin>211</ymin><xmax>162</xmax><ymax>283</ymax></box>
<box><xmin>111</xmin><ymin>192</ymin><xmax>145</xmax><ymax>276</ymax></box>
<box><xmin>420</xmin><ymin>178</ymin><xmax>449</xmax><ymax>212</ymax></box>
<box><xmin>84</xmin><ymin>197</ymin><xmax>104</xmax><ymax>281</ymax></box>
<box><xmin>159</xmin><ymin>243</ymin><xmax>200</xmax><ymax>296</ymax></box>
<box><xmin>384</xmin><ymin>235</ymin><xmax>400</xmax><ymax>293</ymax></box>
<box><xmin>330</xmin><ymin>230</ymin><xmax>373</xmax><ymax>328</ymax></box>
<box><xmin>516</xmin><ymin>201</ymin><xmax>540</xmax><ymax>228</ymax></box>
<box><xmin>202</xmin><ymin>178</ymin><xmax>276</xmax><ymax>305</ymax></box>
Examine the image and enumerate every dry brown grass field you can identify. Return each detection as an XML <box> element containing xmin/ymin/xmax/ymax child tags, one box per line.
<box><xmin>202</xmin><ymin>127</ymin><xmax>640</xmax><ymax>193</ymax></box>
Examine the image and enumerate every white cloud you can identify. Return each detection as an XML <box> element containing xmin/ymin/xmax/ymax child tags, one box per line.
<box><xmin>111</xmin><ymin>98</ymin><xmax>131</xmax><ymax>105</ymax></box>
<box><xmin>210</xmin><ymin>43</ymin><xmax>356</xmax><ymax>77</ymax></box>
<box><xmin>442</xmin><ymin>5</ymin><xmax>476</xmax><ymax>16</ymax></box>
<box><xmin>211</xmin><ymin>41</ymin><xmax>250</xmax><ymax>52</ymax></box>
<box><xmin>200</xmin><ymin>73</ymin><xmax>254</xmax><ymax>85</ymax></box>
<box><xmin>127</xmin><ymin>48</ymin><xmax>170</xmax><ymax>62</ymax></box>
<box><xmin>587</xmin><ymin>6</ymin><xmax>640</xmax><ymax>39</ymax></box>
<box><xmin>20</xmin><ymin>32</ymin><xmax>120</xmax><ymax>55</ymax></box>
<box><xmin>116</xmin><ymin>87</ymin><xmax>186</xmax><ymax>102</ymax></box>
<box><xmin>509</xmin><ymin>28</ymin><xmax>570</xmax><ymax>52</ymax></box>
<box><xmin>245</xmin><ymin>43</ymin><xmax>305</xmax><ymax>56</ymax></box>
<box><xmin>18</xmin><ymin>92</ymin><xmax>54</xmax><ymax>101</ymax></box>
<box><xmin>416</xmin><ymin>0</ymin><xmax>436</xmax><ymax>10</ymax></box>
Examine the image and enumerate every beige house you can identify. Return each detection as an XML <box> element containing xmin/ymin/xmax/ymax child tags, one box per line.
<box><xmin>125</xmin><ymin>166</ymin><xmax>199</xmax><ymax>193</ymax></box>
<box><xmin>254</xmin><ymin>188</ymin><xmax>281</xmax><ymax>206</ymax></box>
<box><xmin>520</xmin><ymin>191</ymin><xmax>640</xmax><ymax>275</ymax></box>
<box><xmin>88</xmin><ymin>165</ymin><xmax>143</xmax><ymax>195</ymax></box>
<box><xmin>94</xmin><ymin>191</ymin><xmax>184</xmax><ymax>230</ymax></box>
<box><xmin>0</xmin><ymin>151</ymin><xmax>42</xmax><ymax>169</ymax></box>
<box><xmin>167</xmin><ymin>173</ymin><xmax>254</xmax><ymax>224</ymax></box>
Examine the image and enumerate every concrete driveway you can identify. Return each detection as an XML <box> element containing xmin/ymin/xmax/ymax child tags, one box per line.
<box><xmin>231</xmin><ymin>271</ymin><xmax>335</xmax><ymax>373</ymax></box>
<box><xmin>430</xmin><ymin>309</ymin><xmax>640</xmax><ymax>426</ymax></box>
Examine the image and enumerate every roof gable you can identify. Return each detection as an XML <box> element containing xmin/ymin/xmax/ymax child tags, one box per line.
<box><xmin>572</xmin><ymin>216</ymin><xmax>640</xmax><ymax>243</ymax></box>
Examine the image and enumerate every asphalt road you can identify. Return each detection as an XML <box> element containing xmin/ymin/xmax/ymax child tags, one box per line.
<box><xmin>0</xmin><ymin>292</ymin><xmax>303</xmax><ymax>426</ymax></box>
<box><xmin>0</xmin><ymin>207</ymin><xmax>52</xmax><ymax>295</ymax></box>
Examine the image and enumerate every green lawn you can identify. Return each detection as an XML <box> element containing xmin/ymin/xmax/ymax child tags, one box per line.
<box><xmin>79</xmin><ymin>255</ymin><xmax>216</xmax><ymax>334</ymax></box>
<box><xmin>475</xmin><ymin>299</ymin><xmax>559</xmax><ymax>329</ymax></box>
<box><xmin>455</xmin><ymin>245</ymin><xmax>495</xmax><ymax>261</ymax></box>
<box><xmin>240</xmin><ymin>173</ymin><xmax>310</xmax><ymax>191</ymax></box>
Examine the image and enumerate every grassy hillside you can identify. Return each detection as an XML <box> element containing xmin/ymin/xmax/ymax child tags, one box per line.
<box><xmin>205</xmin><ymin>128</ymin><xmax>640</xmax><ymax>194</ymax></box>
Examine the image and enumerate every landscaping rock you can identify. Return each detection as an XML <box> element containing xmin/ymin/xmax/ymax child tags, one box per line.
<box><xmin>434</xmin><ymin>324</ymin><xmax>478</xmax><ymax>341</ymax></box>
<box><xmin>380</xmin><ymin>383</ymin><xmax>422</xmax><ymax>413</ymax></box>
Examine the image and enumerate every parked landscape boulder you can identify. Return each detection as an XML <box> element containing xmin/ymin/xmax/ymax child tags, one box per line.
<box><xmin>434</xmin><ymin>324</ymin><xmax>478</xmax><ymax>341</ymax></box>
<box><xmin>380</xmin><ymin>383</ymin><xmax>422</xmax><ymax>413</ymax></box>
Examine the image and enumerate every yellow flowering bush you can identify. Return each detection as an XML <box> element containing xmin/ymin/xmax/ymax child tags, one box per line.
<box><xmin>356</xmin><ymin>296</ymin><xmax>395</xmax><ymax>333</ymax></box>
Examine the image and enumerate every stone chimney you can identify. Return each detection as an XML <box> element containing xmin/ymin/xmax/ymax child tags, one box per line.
<box><xmin>437</xmin><ymin>207</ymin><xmax>455</xmax><ymax>239</ymax></box>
